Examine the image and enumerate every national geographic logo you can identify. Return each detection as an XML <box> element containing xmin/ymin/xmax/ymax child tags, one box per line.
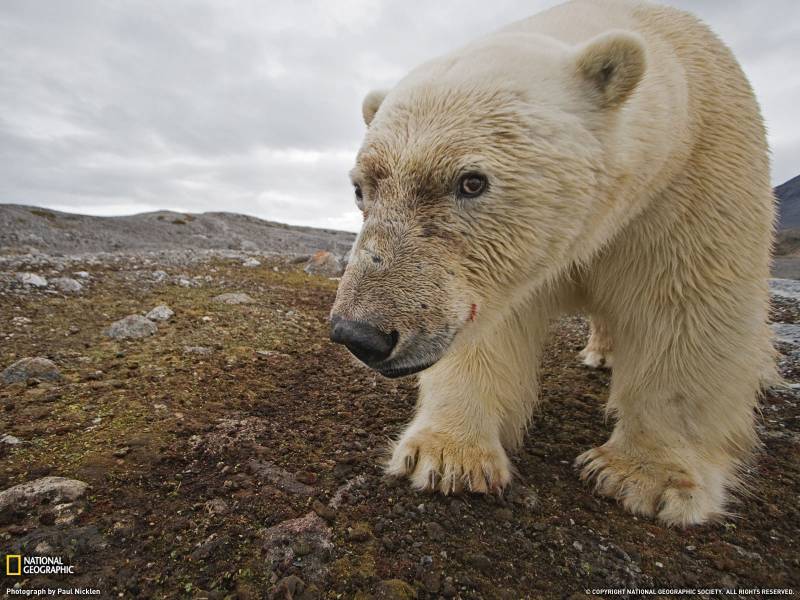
<box><xmin>5</xmin><ymin>554</ymin><xmax>76</xmax><ymax>575</ymax></box>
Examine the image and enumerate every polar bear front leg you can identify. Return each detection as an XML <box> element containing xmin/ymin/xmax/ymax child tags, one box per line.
<box><xmin>575</xmin><ymin>314</ymin><xmax>766</xmax><ymax>526</ymax></box>
<box><xmin>387</xmin><ymin>310</ymin><xmax>545</xmax><ymax>494</ymax></box>
<box><xmin>579</xmin><ymin>316</ymin><xmax>614</xmax><ymax>369</ymax></box>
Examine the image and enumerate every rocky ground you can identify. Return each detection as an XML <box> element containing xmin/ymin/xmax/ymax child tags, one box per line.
<box><xmin>0</xmin><ymin>249</ymin><xmax>798</xmax><ymax>599</ymax></box>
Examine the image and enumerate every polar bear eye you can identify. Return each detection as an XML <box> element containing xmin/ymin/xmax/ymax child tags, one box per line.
<box><xmin>354</xmin><ymin>184</ymin><xmax>364</xmax><ymax>209</ymax></box>
<box><xmin>457</xmin><ymin>172</ymin><xmax>488</xmax><ymax>199</ymax></box>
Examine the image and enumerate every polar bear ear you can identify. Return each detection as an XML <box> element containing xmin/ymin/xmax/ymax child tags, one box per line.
<box><xmin>362</xmin><ymin>89</ymin><xmax>388</xmax><ymax>126</ymax></box>
<box><xmin>574</xmin><ymin>31</ymin><xmax>646</xmax><ymax>109</ymax></box>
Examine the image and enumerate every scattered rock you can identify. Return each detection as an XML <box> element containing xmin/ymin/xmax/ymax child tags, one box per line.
<box><xmin>773</xmin><ymin>323</ymin><xmax>800</xmax><ymax>347</ymax></box>
<box><xmin>1</xmin><ymin>357</ymin><xmax>61</xmax><ymax>384</ymax></box>
<box><xmin>184</xmin><ymin>346</ymin><xmax>212</xmax><ymax>355</ymax></box>
<box><xmin>304</xmin><ymin>251</ymin><xmax>344</xmax><ymax>278</ymax></box>
<box><xmin>465</xmin><ymin>552</ymin><xmax>492</xmax><ymax>573</ymax></box>
<box><xmin>212</xmin><ymin>292</ymin><xmax>255</xmax><ymax>305</ymax></box>
<box><xmin>51</xmin><ymin>277</ymin><xmax>83</xmax><ymax>293</ymax></box>
<box><xmin>295</xmin><ymin>471</ymin><xmax>318</xmax><ymax>485</ymax></box>
<box><xmin>770</xmin><ymin>278</ymin><xmax>800</xmax><ymax>301</ymax></box>
<box><xmin>1</xmin><ymin>434</ymin><xmax>22</xmax><ymax>445</ymax></box>
<box><xmin>204</xmin><ymin>498</ymin><xmax>229</xmax><ymax>515</ymax></box>
<box><xmin>34</xmin><ymin>541</ymin><xmax>55</xmax><ymax>554</ymax></box>
<box><xmin>247</xmin><ymin>459</ymin><xmax>315</xmax><ymax>496</ymax></box>
<box><xmin>0</xmin><ymin>476</ymin><xmax>88</xmax><ymax>512</ymax></box>
<box><xmin>106</xmin><ymin>315</ymin><xmax>158</xmax><ymax>339</ymax></box>
<box><xmin>311</xmin><ymin>500</ymin><xmax>335</xmax><ymax>523</ymax></box>
<box><xmin>151</xmin><ymin>270</ymin><xmax>168</xmax><ymax>282</ymax></box>
<box><xmin>347</xmin><ymin>521</ymin><xmax>372</xmax><ymax>542</ymax></box>
<box><xmin>146</xmin><ymin>304</ymin><xmax>174</xmax><ymax>321</ymax></box>
<box><xmin>16</xmin><ymin>272</ymin><xmax>48</xmax><ymax>287</ymax></box>
<box><xmin>269</xmin><ymin>575</ymin><xmax>305</xmax><ymax>599</ymax></box>
<box><xmin>425</xmin><ymin>522</ymin><xmax>446</xmax><ymax>541</ymax></box>
<box><xmin>242</xmin><ymin>257</ymin><xmax>261</xmax><ymax>267</ymax></box>
<box><xmin>420</xmin><ymin>571</ymin><xmax>441</xmax><ymax>594</ymax></box>
<box><xmin>375</xmin><ymin>579</ymin><xmax>417</xmax><ymax>600</ymax></box>
<box><xmin>262</xmin><ymin>512</ymin><xmax>333</xmax><ymax>584</ymax></box>
<box><xmin>73</xmin><ymin>271</ymin><xmax>90</xmax><ymax>279</ymax></box>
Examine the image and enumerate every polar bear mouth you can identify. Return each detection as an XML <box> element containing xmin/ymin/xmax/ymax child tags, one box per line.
<box><xmin>372</xmin><ymin>329</ymin><xmax>456</xmax><ymax>378</ymax></box>
<box><xmin>377</xmin><ymin>361</ymin><xmax>436</xmax><ymax>379</ymax></box>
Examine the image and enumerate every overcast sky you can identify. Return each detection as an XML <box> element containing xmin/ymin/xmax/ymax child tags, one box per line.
<box><xmin>1</xmin><ymin>1</ymin><xmax>797</xmax><ymax>232</ymax></box>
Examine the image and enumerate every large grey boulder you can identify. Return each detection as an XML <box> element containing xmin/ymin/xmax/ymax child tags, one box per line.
<box><xmin>106</xmin><ymin>314</ymin><xmax>158</xmax><ymax>339</ymax></box>
<box><xmin>1</xmin><ymin>357</ymin><xmax>61</xmax><ymax>384</ymax></box>
<box><xmin>0</xmin><ymin>477</ymin><xmax>88</xmax><ymax>512</ymax></box>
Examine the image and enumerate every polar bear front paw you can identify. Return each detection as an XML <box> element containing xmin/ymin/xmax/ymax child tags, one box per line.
<box><xmin>575</xmin><ymin>444</ymin><xmax>726</xmax><ymax>527</ymax></box>
<box><xmin>387</xmin><ymin>429</ymin><xmax>512</xmax><ymax>495</ymax></box>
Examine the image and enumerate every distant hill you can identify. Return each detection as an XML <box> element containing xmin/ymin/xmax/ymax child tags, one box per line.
<box><xmin>776</xmin><ymin>175</ymin><xmax>800</xmax><ymax>257</ymax></box>
<box><xmin>0</xmin><ymin>204</ymin><xmax>355</xmax><ymax>256</ymax></box>
<box><xmin>776</xmin><ymin>174</ymin><xmax>800</xmax><ymax>230</ymax></box>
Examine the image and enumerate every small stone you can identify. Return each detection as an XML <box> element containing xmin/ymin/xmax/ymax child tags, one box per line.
<box><xmin>347</xmin><ymin>521</ymin><xmax>372</xmax><ymax>542</ymax></box>
<box><xmin>573</xmin><ymin>541</ymin><xmax>583</xmax><ymax>552</ymax></box>
<box><xmin>466</xmin><ymin>552</ymin><xmax>492</xmax><ymax>573</ymax></box>
<box><xmin>374</xmin><ymin>579</ymin><xmax>416</xmax><ymax>600</ymax></box>
<box><xmin>52</xmin><ymin>277</ymin><xmax>83</xmax><ymax>293</ymax></box>
<box><xmin>34</xmin><ymin>541</ymin><xmax>55</xmax><ymax>554</ymax></box>
<box><xmin>312</xmin><ymin>500</ymin><xmax>335</xmax><ymax>522</ymax></box>
<box><xmin>425</xmin><ymin>522</ymin><xmax>446</xmax><ymax>541</ymax></box>
<box><xmin>2</xmin><ymin>357</ymin><xmax>61</xmax><ymax>385</ymax></box>
<box><xmin>295</xmin><ymin>471</ymin><xmax>317</xmax><ymax>485</ymax></box>
<box><xmin>16</xmin><ymin>272</ymin><xmax>48</xmax><ymax>287</ymax></box>
<box><xmin>421</xmin><ymin>571</ymin><xmax>441</xmax><ymax>593</ymax></box>
<box><xmin>184</xmin><ymin>346</ymin><xmax>212</xmax><ymax>355</ymax></box>
<box><xmin>304</xmin><ymin>251</ymin><xmax>344</xmax><ymax>278</ymax></box>
<box><xmin>269</xmin><ymin>575</ymin><xmax>305</xmax><ymax>599</ymax></box>
<box><xmin>1</xmin><ymin>434</ymin><xmax>22</xmax><ymax>445</ymax></box>
<box><xmin>495</xmin><ymin>507</ymin><xmax>513</xmax><ymax>521</ymax></box>
<box><xmin>106</xmin><ymin>315</ymin><xmax>157</xmax><ymax>339</ymax></box>
<box><xmin>151</xmin><ymin>270</ymin><xmax>168</xmax><ymax>282</ymax></box>
<box><xmin>655</xmin><ymin>561</ymin><xmax>664</xmax><ymax>568</ymax></box>
<box><xmin>73</xmin><ymin>271</ymin><xmax>90</xmax><ymax>279</ymax></box>
<box><xmin>242</xmin><ymin>258</ymin><xmax>261</xmax><ymax>267</ymax></box>
<box><xmin>146</xmin><ymin>304</ymin><xmax>174</xmax><ymax>321</ymax></box>
<box><xmin>113</xmin><ymin>447</ymin><xmax>130</xmax><ymax>458</ymax></box>
<box><xmin>212</xmin><ymin>292</ymin><xmax>255</xmax><ymax>305</ymax></box>
<box><xmin>204</xmin><ymin>498</ymin><xmax>229</xmax><ymax>515</ymax></box>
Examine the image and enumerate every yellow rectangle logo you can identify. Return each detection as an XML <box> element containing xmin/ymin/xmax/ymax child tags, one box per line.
<box><xmin>6</xmin><ymin>554</ymin><xmax>22</xmax><ymax>576</ymax></box>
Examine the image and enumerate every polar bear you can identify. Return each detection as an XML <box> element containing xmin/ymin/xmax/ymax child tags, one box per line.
<box><xmin>330</xmin><ymin>0</ymin><xmax>776</xmax><ymax>527</ymax></box>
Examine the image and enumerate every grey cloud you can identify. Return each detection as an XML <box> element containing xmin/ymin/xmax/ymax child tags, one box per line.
<box><xmin>0</xmin><ymin>1</ymin><xmax>796</xmax><ymax>233</ymax></box>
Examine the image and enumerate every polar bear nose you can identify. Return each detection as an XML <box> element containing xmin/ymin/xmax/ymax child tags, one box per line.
<box><xmin>330</xmin><ymin>316</ymin><xmax>398</xmax><ymax>365</ymax></box>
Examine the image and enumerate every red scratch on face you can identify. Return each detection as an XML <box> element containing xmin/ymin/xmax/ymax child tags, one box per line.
<box><xmin>468</xmin><ymin>303</ymin><xmax>478</xmax><ymax>322</ymax></box>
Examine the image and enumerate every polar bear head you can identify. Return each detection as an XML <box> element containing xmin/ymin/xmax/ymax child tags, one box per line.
<box><xmin>331</xmin><ymin>31</ymin><xmax>646</xmax><ymax>377</ymax></box>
